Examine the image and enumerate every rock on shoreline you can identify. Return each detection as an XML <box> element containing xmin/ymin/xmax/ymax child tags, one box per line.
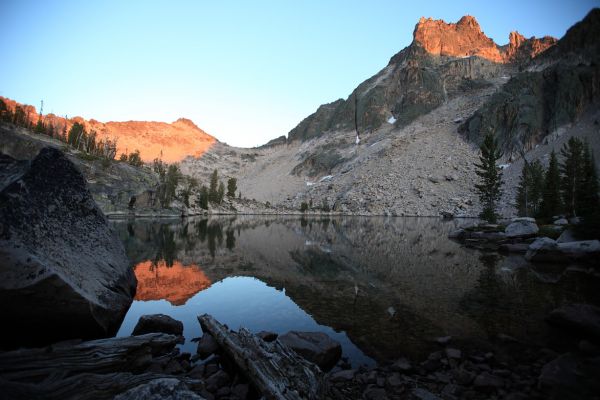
<box><xmin>0</xmin><ymin>148</ymin><xmax>136</xmax><ymax>348</ymax></box>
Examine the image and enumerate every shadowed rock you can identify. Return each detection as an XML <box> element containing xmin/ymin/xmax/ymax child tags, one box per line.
<box><xmin>279</xmin><ymin>331</ymin><xmax>342</xmax><ymax>371</ymax></box>
<box><xmin>132</xmin><ymin>314</ymin><xmax>184</xmax><ymax>336</ymax></box>
<box><xmin>0</xmin><ymin>147</ymin><xmax>136</xmax><ymax>348</ymax></box>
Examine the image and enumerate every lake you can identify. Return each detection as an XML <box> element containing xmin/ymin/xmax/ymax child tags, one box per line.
<box><xmin>111</xmin><ymin>216</ymin><xmax>598</xmax><ymax>367</ymax></box>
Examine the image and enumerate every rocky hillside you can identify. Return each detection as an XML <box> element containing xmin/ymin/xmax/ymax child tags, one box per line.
<box><xmin>0</xmin><ymin>96</ymin><xmax>216</xmax><ymax>162</ymax></box>
<box><xmin>460</xmin><ymin>8</ymin><xmax>600</xmax><ymax>157</ymax></box>
<box><xmin>182</xmin><ymin>12</ymin><xmax>599</xmax><ymax>217</ymax></box>
<box><xmin>287</xmin><ymin>15</ymin><xmax>556</xmax><ymax>142</ymax></box>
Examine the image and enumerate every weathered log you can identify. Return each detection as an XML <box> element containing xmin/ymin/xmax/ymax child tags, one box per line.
<box><xmin>0</xmin><ymin>372</ymin><xmax>204</xmax><ymax>400</ymax></box>
<box><xmin>198</xmin><ymin>314</ymin><xmax>326</xmax><ymax>400</ymax></box>
<box><xmin>0</xmin><ymin>333</ymin><xmax>182</xmax><ymax>382</ymax></box>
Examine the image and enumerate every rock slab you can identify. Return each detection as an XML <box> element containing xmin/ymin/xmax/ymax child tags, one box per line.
<box><xmin>0</xmin><ymin>148</ymin><xmax>136</xmax><ymax>348</ymax></box>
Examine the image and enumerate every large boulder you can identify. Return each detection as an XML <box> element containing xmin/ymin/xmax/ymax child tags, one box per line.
<box><xmin>0</xmin><ymin>148</ymin><xmax>136</xmax><ymax>349</ymax></box>
<box><xmin>279</xmin><ymin>331</ymin><xmax>342</xmax><ymax>371</ymax></box>
<box><xmin>505</xmin><ymin>218</ymin><xmax>539</xmax><ymax>238</ymax></box>
<box><xmin>547</xmin><ymin>304</ymin><xmax>600</xmax><ymax>340</ymax></box>
<box><xmin>132</xmin><ymin>314</ymin><xmax>184</xmax><ymax>336</ymax></box>
<box><xmin>525</xmin><ymin>237</ymin><xmax>600</xmax><ymax>264</ymax></box>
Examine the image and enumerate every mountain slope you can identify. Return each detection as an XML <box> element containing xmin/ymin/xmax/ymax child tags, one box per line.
<box><xmin>0</xmin><ymin>97</ymin><xmax>216</xmax><ymax>163</ymax></box>
<box><xmin>287</xmin><ymin>15</ymin><xmax>556</xmax><ymax>142</ymax></box>
<box><xmin>459</xmin><ymin>8</ymin><xmax>600</xmax><ymax>158</ymax></box>
<box><xmin>181</xmin><ymin>11</ymin><xmax>597</xmax><ymax>218</ymax></box>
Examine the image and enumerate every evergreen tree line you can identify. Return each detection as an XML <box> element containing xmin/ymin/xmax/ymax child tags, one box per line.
<box><xmin>1</xmin><ymin>99</ymin><xmax>119</xmax><ymax>161</ymax></box>
<box><xmin>516</xmin><ymin>137</ymin><xmax>599</xmax><ymax>220</ymax></box>
<box><xmin>474</xmin><ymin>134</ymin><xmax>599</xmax><ymax>237</ymax></box>
<box><xmin>196</xmin><ymin>169</ymin><xmax>237</xmax><ymax>210</ymax></box>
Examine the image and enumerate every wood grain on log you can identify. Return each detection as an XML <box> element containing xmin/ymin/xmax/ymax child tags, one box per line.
<box><xmin>0</xmin><ymin>372</ymin><xmax>204</xmax><ymax>400</ymax></box>
<box><xmin>198</xmin><ymin>314</ymin><xmax>326</xmax><ymax>400</ymax></box>
<box><xmin>0</xmin><ymin>333</ymin><xmax>181</xmax><ymax>382</ymax></box>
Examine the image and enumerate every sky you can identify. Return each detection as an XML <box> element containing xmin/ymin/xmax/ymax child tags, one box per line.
<box><xmin>0</xmin><ymin>1</ymin><xmax>597</xmax><ymax>147</ymax></box>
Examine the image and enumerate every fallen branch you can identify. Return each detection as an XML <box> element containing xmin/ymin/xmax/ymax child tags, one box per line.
<box><xmin>198</xmin><ymin>314</ymin><xmax>326</xmax><ymax>400</ymax></box>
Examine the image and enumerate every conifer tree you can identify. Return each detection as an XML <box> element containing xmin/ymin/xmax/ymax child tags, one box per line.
<box><xmin>199</xmin><ymin>186</ymin><xmax>209</xmax><ymax>209</ymax></box>
<box><xmin>208</xmin><ymin>169</ymin><xmax>218</xmax><ymax>203</ymax></box>
<box><xmin>227</xmin><ymin>177</ymin><xmax>237</xmax><ymax>198</ymax></box>
<box><xmin>560</xmin><ymin>137</ymin><xmax>585</xmax><ymax>216</ymax></box>
<box><xmin>540</xmin><ymin>151</ymin><xmax>562</xmax><ymax>218</ymax></box>
<box><xmin>579</xmin><ymin>143</ymin><xmax>599</xmax><ymax>217</ymax></box>
<box><xmin>217</xmin><ymin>181</ymin><xmax>225</xmax><ymax>204</ymax></box>
<box><xmin>474</xmin><ymin>134</ymin><xmax>503</xmax><ymax>223</ymax></box>
<box><xmin>516</xmin><ymin>160</ymin><xmax>544</xmax><ymax>217</ymax></box>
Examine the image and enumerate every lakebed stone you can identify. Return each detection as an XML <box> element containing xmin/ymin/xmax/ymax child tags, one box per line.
<box><xmin>0</xmin><ymin>148</ymin><xmax>136</xmax><ymax>348</ymax></box>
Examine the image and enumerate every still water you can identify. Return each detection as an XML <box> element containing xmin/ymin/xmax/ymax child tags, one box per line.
<box><xmin>111</xmin><ymin>216</ymin><xmax>598</xmax><ymax>367</ymax></box>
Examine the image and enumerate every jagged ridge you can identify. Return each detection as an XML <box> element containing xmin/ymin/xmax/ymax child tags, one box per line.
<box><xmin>287</xmin><ymin>15</ymin><xmax>557</xmax><ymax>142</ymax></box>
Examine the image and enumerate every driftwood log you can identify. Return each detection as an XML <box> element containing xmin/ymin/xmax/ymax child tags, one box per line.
<box><xmin>0</xmin><ymin>333</ymin><xmax>198</xmax><ymax>399</ymax></box>
<box><xmin>0</xmin><ymin>372</ymin><xmax>204</xmax><ymax>400</ymax></box>
<box><xmin>198</xmin><ymin>314</ymin><xmax>326</xmax><ymax>400</ymax></box>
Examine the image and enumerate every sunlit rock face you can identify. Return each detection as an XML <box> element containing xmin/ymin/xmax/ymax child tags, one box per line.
<box><xmin>134</xmin><ymin>260</ymin><xmax>212</xmax><ymax>306</ymax></box>
<box><xmin>0</xmin><ymin>96</ymin><xmax>216</xmax><ymax>163</ymax></box>
<box><xmin>413</xmin><ymin>16</ymin><xmax>504</xmax><ymax>62</ymax></box>
<box><xmin>413</xmin><ymin>16</ymin><xmax>556</xmax><ymax>63</ymax></box>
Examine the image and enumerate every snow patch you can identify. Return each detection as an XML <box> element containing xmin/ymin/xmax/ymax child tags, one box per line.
<box><xmin>319</xmin><ymin>175</ymin><xmax>333</xmax><ymax>182</ymax></box>
<box><xmin>387</xmin><ymin>116</ymin><xmax>397</xmax><ymax>124</ymax></box>
<box><xmin>499</xmin><ymin>164</ymin><xmax>511</xmax><ymax>170</ymax></box>
<box><xmin>306</xmin><ymin>181</ymin><xmax>315</xmax><ymax>186</ymax></box>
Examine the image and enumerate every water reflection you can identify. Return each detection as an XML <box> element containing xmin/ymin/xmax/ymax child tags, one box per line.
<box><xmin>111</xmin><ymin>216</ymin><xmax>599</xmax><ymax>365</ymax></box>
<box><xmin>134</xmin><ymin>261</ymin><xmax>212</xmax><ymax>306</ymax></box>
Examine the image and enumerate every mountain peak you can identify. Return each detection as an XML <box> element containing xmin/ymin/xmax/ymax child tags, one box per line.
<box><xmin>412</xmin><ymin>15</ymin><xmax>556</xmax><ymax>63</ymax></box>
<box><xmin>413</xmin><ymin>15</ymin><xmax>503</xmax><ymax>62</ymax></box>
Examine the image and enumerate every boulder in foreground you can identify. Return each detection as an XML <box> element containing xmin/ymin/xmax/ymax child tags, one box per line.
<box><xmin>0</xmin><ymin>148</ymin><xmax>136</xmax><ymax>348</ymax></box>
<box><xmin>132</xmin><ymin>314</ymin><xmax>184</xmax><ymax>336</ymax></box>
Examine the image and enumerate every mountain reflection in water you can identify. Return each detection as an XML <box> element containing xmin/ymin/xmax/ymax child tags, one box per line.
<box><xmin>133</xmin><ymin>261</ymin><xmax>212</xmax><ymax>306</ymax></box>
<box><xmin>112</xmin><ymin>216</ymin><xmax>599</xmax><ymax>366</ymax></box>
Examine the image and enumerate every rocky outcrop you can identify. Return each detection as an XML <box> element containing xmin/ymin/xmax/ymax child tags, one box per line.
<box><xmin>413</xmin><ymin>16</ymin><xmax>504</xmax><ymax>62</ymax></box>
<box><xmin>460</xmin><ymin>9</ymin><xmax>600</xmax><ymax>156</ymax></box>
<box><xmin>0</xmin><ymin>147</ymin><xmax>136</xmax><ymax>348</ymax></box>
<box><xmin>525</xmin><ymin>237</ymin><xmax>600</xmax><ymax>264</ymax></box>
<box><xmin>287</xmin><ymin>15</ymin><xmax>557</xmax><ymax>143</ymax></box>
<box><xmin>504</xmin><ymin>31</ymin><xmax>557</xmax><ymax>64</ymax></box>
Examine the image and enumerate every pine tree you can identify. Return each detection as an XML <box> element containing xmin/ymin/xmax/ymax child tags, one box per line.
<box><xmin>208</xmin><ymin>169</ymin><xmax>218</xmax><ymax>203</ymax></box>
<box><xmin>217</xmin><ymin>181</ymin><xmax>225</xmax><ymax>204</ymax></box>
<box><xmin>227</xmin><ymin>177</ymin><xmax>237</xmax><ymax>198</ymax></box>
<box><xmin>560</xmin><ymin>137</ymin><xmax>585</xmax><ymax>216</ymax></box>
<box><xmin>67</xmin><ymin>122</ymin><xmax>85</xmax><ymax>148</ymax></box>
<box><xmin>579</xmin><ymin>143</ymin><xmax>599</xmax><ymax>217</ymax></box>
<box><xmin>516</xmin><ymin>159</ymin><xmax>544</xmax><ymax>217</ymax></box>
<box><xmin>540</xmin><ymin>151</ymin><xmax>562</xmax><ymax>218</ymax></box>
<box><xmin>474</xmin><ymin>134</ymin><xmax>503</xmax><ymax>223</ymax></box>
<box><xmin>199</xmin><ymin>186</ymin><xmax>209</xmax><ymax>209</ymax></box>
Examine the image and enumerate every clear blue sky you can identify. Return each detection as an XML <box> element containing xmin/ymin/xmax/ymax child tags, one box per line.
<box><xmin>1</xmin><ymin>1</ymin><xmax>597</xmax><ymax>147</ymax></box>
